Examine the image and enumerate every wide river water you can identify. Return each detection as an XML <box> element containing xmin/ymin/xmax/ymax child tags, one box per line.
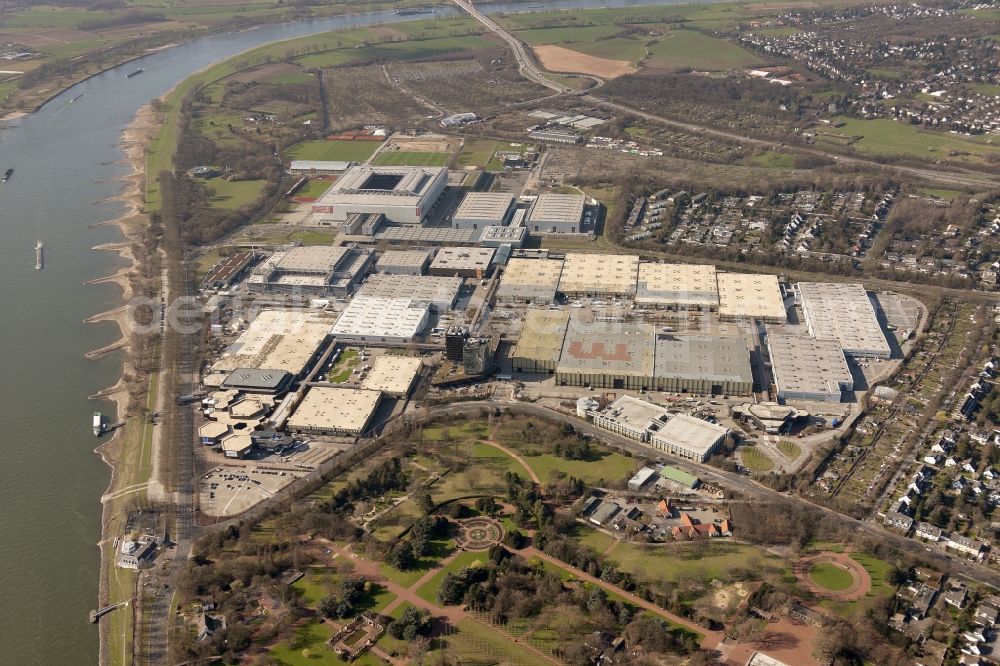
<box><xmin>0</xmin><ymin>0</ymin><xmax>711</xmax><ymax>661</ymax></box>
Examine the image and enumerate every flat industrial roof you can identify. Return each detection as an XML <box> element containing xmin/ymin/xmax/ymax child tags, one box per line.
<box><xmin>287</xmin><ymin>387</ymin><xmax>382</xmax><ymax>433</ymax></box>
<box><xmin>454</xmin><ymin>192</ymin><xmax>515</xmax><ymax>222</ymax></box>
<box><xmin>376</xmin><ymin>227</ymin><xmax>478</xmax><ymax>244</ymax></box>
<box><xmin>222</xmin><ymin>368</ymin><xmax>292</xmax><ymax>391</ymax></box>
<box><xmin>717</xmin><ymin>273</ymin><xmax>786</xmax><ymax>321</ymax></box>
<box><xmin>768</xmin><ymin>332</ymin><xmax>852</xmax><ymax>399</ymax></box>
<box><xmin>199</xmin><ymin>421</ymin><xmax>230</xmax><ymax>439</ymax></box>
<box><xmin>651</xmin><ymin>413</ymin><xmax>729</xmax><ymax>456</ymax></box>
<box><xmin>376</xmin><ymin>249</ymin><xmax>433</xmax><ymax>271</ymax></box>
<box><xmin>498</xmin><ymin>258</ymin><xmax>563</xmax><ymax>301</ymax></box>
<box><xmin>360</xmin><ymin>355</ymin><xmax>423</xmax><ymax>396</ymax></box>
<box><xmin>558</xmin><ymin>253</ymin><xmax>639</xmax><ymax>296</ymax></box>
<box><xmin>358</xmin><ymin>273</ymin><xmax>462</xmax><ymax>308</ymax></box>
<box><xmin>636</xmin><ymin>263</ymin><xmax>718</xmax><ymax>307</ymax></box>
<box><xmin>429</xmin><ymin>247</ymin><xmax>496</xmax><ymax>273</ymax></box>
<box><xmin>596</xmin><ymin>396</ymin><xmax>671</xmax><ymax>433</ymax></box>
<box><xmin>512</xmin><ymin>309</ymin><xmax>569</xmax><ymax>363</ymax></box>
<box><xmin>274</xmin><ymin>245</ymin><xmax>350</xmax><ymax>273</ymax></box>
<box><xmin>331</xmin><ymin>296</ymin><xmax>429</xmax><ymax>340</ymax></box>
<box><xmin>653</xmin><ymin>334</ymin><xmax>752</xmax><ymax>384</ymax></box>
<box><xmin>796</xmin><ymin>282</ymin><xmax>891</xmax><ymax>357</ymax></box>
<box><xmin>203</xmin><ymin>251</ymin><xmax>255</xmax><ymax>286</ymax></box>
<box><xmin>212</xmin><ymin>310</ymin><xmax>332</xmax><ymax>376</ymax></box>
<box><xmin>558</xmin><ymin>319</ymin><xmax>655</xmax><ymax>376</ymax></box>
<box><xmin>527</xmin><ymin>193</ymin><xmax>585</xmax><ymax>224</ymax></box>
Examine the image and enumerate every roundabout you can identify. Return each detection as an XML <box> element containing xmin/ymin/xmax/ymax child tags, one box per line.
<box><xmin>453</xmin><ymin>517</ymin><xmax>503</xmax><ymax>551</ymax></box>
<box><xmin>793</xmin><ymin>551</ymin><xmax>871</xmax><ymax>601</ymax></box>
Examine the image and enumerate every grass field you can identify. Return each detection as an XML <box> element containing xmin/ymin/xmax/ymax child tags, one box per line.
<box><xmin>328</xmin><ymin>349</ymin><xmax>358</xmax><ymax>383</ymax></box>
<box><xmin>970</xmin><ymin>83</ymin><xmax>1000</xmax><ymax>96</ymax></box>
<box><xmin>267</xmin><ymin>619</ymin><xmax>384</xmax><ymax>666</ymax></box>
<box><xmin>287</xmin><ymin>139</ymin><xmax>380</xmax><ymax>162</ymax></box>
<box><xmin>295</xmin><ymin>179</ymin><xmax>334</xmax><ymax>199</ymax></box>
<box><xmin>373</xmin><ymin>151</ymin><xmax>450</xmax><ymax>167</ymax></box>
<box><xmin>206</xmin><ymin>178</ymin><xmax>266</xmax><ymax>209</ymax></box>
<box><xmin>824</xmin><ymin>116</ymin><xmax>1000</xmax><ymax>162</ymax></box>
<box><xmin>645</xmin><ymin>30</ymin><xmax>761</xmax><ymax>71</ymax></box>
<box><xmin>415</xmin><ymin>550</ymin><xmax>488</xmax><ymax>604</ymax></box>
<box><xmin>748</xmin><ymin>150</ymin><xmax>795</xmax><ymax>169</ymax></box>
<box><xmin>740</xmin><ymin>446</ymin><xmax>775</xmax><ymax>473</ymax></box>
<box><xmin>808</xmin><ymin>562</ymin><xmax>854</xmax><ymax>591</ymax></box>
<box><xmin>600</xmin><ymin>540</ymin><xmax>786</xmax><ymax>586</ymax></box>
<box><xmin>777</xmin><ymin>440</ymin><xmax>801</xmax><ymax>459</ymax></box>
<box><xmin>918</xmin><ymin>187</ymin><xmax>966</xmax><ymax>200</ymax></box>
<box><xmin>456</xmin><ymin>139</ymin><xmax>499</xmax><ymax>168</ymax></box>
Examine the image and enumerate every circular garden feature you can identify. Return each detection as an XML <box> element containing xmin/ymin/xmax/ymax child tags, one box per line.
<box><xmin>454</xmin><ymin>517</ymin><xmax>503</xmax><ymax>551</ymax></box>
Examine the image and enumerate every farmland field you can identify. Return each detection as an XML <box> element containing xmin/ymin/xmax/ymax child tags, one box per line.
<box><xmin>644</xmin><ymin>30</ymin><xmax>762</xmax><ymax>71</ymax></box>
<box><xmin>373</xmin><ymin>151</ymin><xmax>450</xmax><ymax>166</ymax></box>
<box><xmin>825</xmin><ymin>116</ymin><xmax>1000</xmax><ymax>162</ymax></box>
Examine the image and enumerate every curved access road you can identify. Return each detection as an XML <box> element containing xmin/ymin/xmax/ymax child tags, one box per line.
<box><xmin>451</xmin><ymin>0</ymin><xmax>1000</xmax><ymax>190</ymax></box>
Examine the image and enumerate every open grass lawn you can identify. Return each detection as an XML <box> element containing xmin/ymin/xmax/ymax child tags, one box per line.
<box><xmin>918</xmin><ymin>187</ymin><xmax>966</xmax><ymax>200</ymax></box>
<box><xmin>415</xmin><ymin>550</ymin><xmax>488</xmax><ymax>604</ymax></box>
<box><xmin>295</xmin><ymin>179</ymin><xmax>334</xmax><ymax>199</ymax></box>
<box><xmin>373</xmin><ymin>151</ymin><xmax>450</xmax><ymax>167</ymax></box>
<box><xmin>206</xmin><ymin>178</ymin><xmax>266</xmax><ymax>209</ymax></box>
<box><xmin>292</xmin><ymin>567</ymin><xmax>340</xmax><ymax>605</ymax></box>
<box><xmin>777</xmin><ymin>440</ymin><xmax>801</xmax><ymax>459</ymax></box>
<box><xmin>0</xmin><ymin>80</ymin><xmax>17</xmax><ymax>105</ymax></box>
<box><xmin>828</xmin><ymin>116</ymin><xmax>1000</xmax><ymax>162</ymax></box>
<box><xmin>456</xmin><ymin>139</ymin><xmax>499</xmax><ymax>168</ymax></box>
<box><xmin>286</xmin><ymin>229</ymin><xmax>338</xmax><ymax>245</ymax></box>
<box><xmin>295</xmin><ymin>34</ymin><xmax>491</xmax><ymax>69</ymax></box>
<box><xmin>576</xmin><ymin>525</ymin><xmax>616</xmax><ymax>553</ymax></box>
<box><xmin>287</xmin><ymin>139</ymin><xmax>380</xmax><ymax>162</ymax></box>
<box><xmin>268</xmin><ymin>619</ymin><xmax>384</xmax><ymax>666</ymax></box>
<box><xmin>808</xmin><ymin>562</ymin><xmax>854</xmax><ymax>591</ymax></box>
<box><xmin>741</xmin><ymin>445</ymin><xmax>775</xmax><ymax>473</ymax></box>
<box><xmin>970</xmin><ymin>83</ymin><xmax>1000</xmax><ymax>97</ymax></box>
<box><xmin>519</xmin><ymin>449</ymin><xmax>637</xmax><ymax>486</ymax></box>
<box><xmin>645</xmin><ymin>30</ymin><xmax>761</xmax><ymax>71</ymax></box>
<box><xmin>748</xmin><ymin>150</ymin><xmax>795</xmax><ymax>169</ymax></box>
<box><xmin>449</xmin><ymin>617</ymin><xmax>545</xmax><ymax>666</ymax></box>
<box><xmin>853</xmin><ymin>552</ymin><xmax>894</xmax><ymax>598</ymax></box>
<box><xmin>600</xmin><ymin>540</ymin><xmax>786</xmax><ymax>587</ymax></box>
<box><xmin>377</xmin><ymin>538</ymin><xmax>456</xmax><ymax>588</ymax></box>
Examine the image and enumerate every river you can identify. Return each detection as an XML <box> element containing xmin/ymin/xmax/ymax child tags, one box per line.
<box><xmin>0</xmin><ymin>0</ymin><xmax>712</xmax><ymax>661</ymax></box>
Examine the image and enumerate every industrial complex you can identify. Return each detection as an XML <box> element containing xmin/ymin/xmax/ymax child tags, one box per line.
<box><xmin>286</xmin><ymin>387</ymin><xmax>382</xmax><ymax>436</ymax></box>
<box><xmin>717</xmin><ymin>273</ymin><xmax>786</xmax><ymax>323</ymax></box>
<box><xmin>247</xmin><ymin>245</ymin><xmax>373</xmax><ymax>296</ymax></box>
<box><xmin>636</xmin><ymin>263</ymin><xmax>719</xmax><ymax>310</ymax></box>
<box><xmin>497</xmin><ymin>257</ymin><xmax>564</xmax><ymax>304</ymax></box>
<box><xmin>767</xmin><ymin>332</ymin><xmax>854</xmax><ymax>403</ymax></box>
<box><xmin>558</xmin><ymin>253</ymin><xmax>639</xmax><ymax>298</ymax></box>
<box><xmin>526</xmin><ymin>193</ymin><xmax>588</xmax><ymax>234</ymax></box>
<box><xmin>330</xmin><ymin>296</ymin><xmax>430</xmax><ymax>344</ymax></box>
<box><xmin>796</xmin><ymin>282</ymin><xmax>891</xmax><ymax>359</ymax></box>
<box><xmin>452</xmin><ymin>192</ymin><xmax>516</xmax><ymax>229</ymax></box>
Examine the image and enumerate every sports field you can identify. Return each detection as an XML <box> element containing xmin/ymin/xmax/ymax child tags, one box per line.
<box><xmin>373</xmin><ymin>151</ymin><xmax>450</xmax><ymax>166</ymax></box>
<box><xmin>287</xmin><ymin>139</ymin><xmax>380</xmax><ymax>162</ymax></box>
<box><xmin>808</xmin><ymin>562</ymin><xmax>854</xmax><ymax>591</ymax></box>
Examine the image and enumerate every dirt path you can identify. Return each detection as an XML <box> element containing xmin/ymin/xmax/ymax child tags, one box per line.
<box><xmin>516</xmin><ymin>546</ymin><xmax>724</xmax><ymax>650</ymax></box>
<box><xmin>482</xmin><ymin>438</ymin><xmax>541</xmax><ymax>484</ymax></box>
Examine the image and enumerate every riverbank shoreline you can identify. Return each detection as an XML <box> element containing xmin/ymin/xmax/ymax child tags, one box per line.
<box><xmin>91</xmin><ymin>99</ymin><xmax>160</xmax><ymax>666</ymax></box>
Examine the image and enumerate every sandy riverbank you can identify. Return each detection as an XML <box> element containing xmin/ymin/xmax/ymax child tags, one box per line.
<box><xmin>90</xmin><ymin>100</ymin><xmax>161</xmax><ymax>666</ymax></box>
